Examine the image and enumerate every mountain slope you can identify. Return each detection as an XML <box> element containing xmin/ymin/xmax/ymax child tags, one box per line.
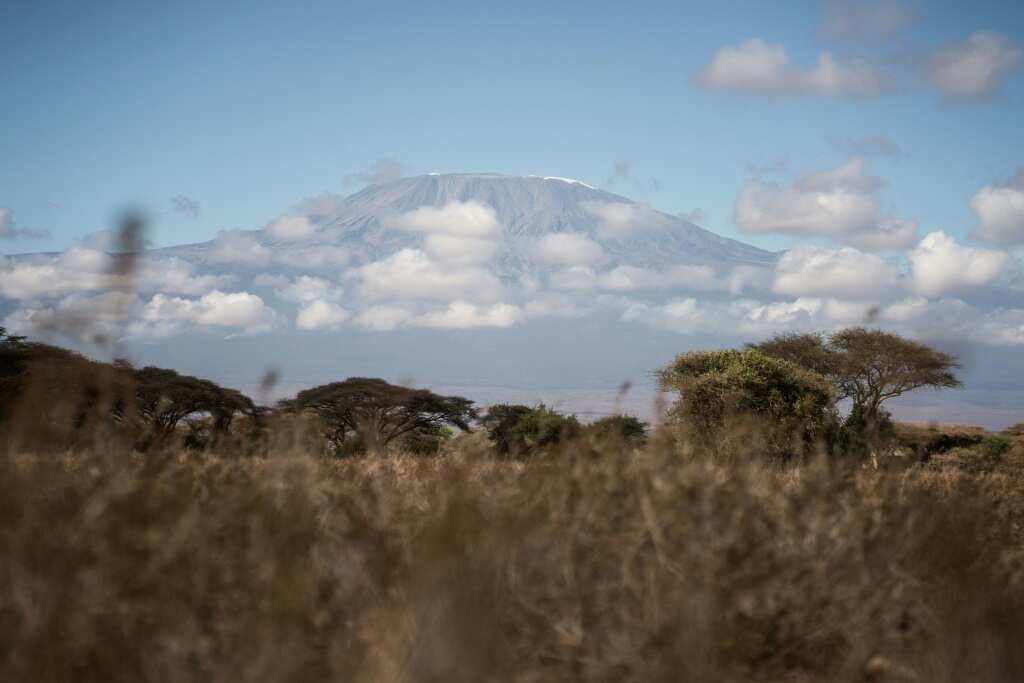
<box><xmin>163</xmin><ymin>173</ymin><xmax>774</xmax><ymax>275</ymax></box>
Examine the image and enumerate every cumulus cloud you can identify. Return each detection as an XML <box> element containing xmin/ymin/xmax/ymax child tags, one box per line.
<box><xmin>773</xmin><ymin>245</ymin><xmax>901</xmax><ymax>301</ymax></box>
<box><xmin>274</xmin><ymin>275</ymin><xmax>343</xmax><ymax>304</ymax></box>
<box><xmin>295</xmin><ymin>300</ymin><xmax>349</xmax><ymax>331</ymax></box>
<box><xmin>0</xmin><ymin>208</ymin><xmax>49</xmax><ymax>240</ymax></box>
<box><xmin>734</xmin><ymin>157</ymin><xmax>917</xmax><ymax>249</ymax></box>
<box><xmin>344</xmin><ymin>157</ymin><xmax>406</xmax><ymax>186</ymax></box>
<box><xmin>927</xmin><ymin>32</ymin><xmax>1023</xmax><ymax>99</ymax></box>
<box><xmin>0</xmin><ymin>248</ymin><xmax>233</xmax><ymax>301</ymax></box>
<box><xmin>135</xmin><ymin>290</ymin><xmax>277</xmax><ymax>336</ymax></box>
<box><xmin>416</xmin><ymin>301</ymin><xmax>523</xmax><ymax>329</ymax></box>
<box><xmin>533</xmin><ymin>233</ymin><xmax>604</xmax><ymax>266</ymax></box>
<box><xmin>387</xmin><ymin>200</ymin><xmax>502</xmax><ymax>265</ymax></box>
<box><xmin>389</xmin><ymin>200</ymin><xmax>501</xmax><ymax>238</ymax></box>
<box><xmin>970</xmin><ymin>170</ymin><xmax>1024</xmax><ymax>244</ymax></box>
<box><xmin>356</xmin><ymin>248</ymin><xmax>502</xmax><ymax>303</ymax></box>
<box><xmin>3</xmin><ymin>291</ymin><xmax>139</xmax><ymax>342</ymax></box>
<box><xmin>207</xmin><ymin>230</ymin><xmax>272</xmax><ymax>266</ymax></box>
<box><xmin>0</xmin><ymin>248</ymin><xmax>109</xmax><ymax>300</ymax></box>
<box><xmin>169</xmin><ymin>195</ymin><xmax>201</xmax><ymax>220</ymax></box>
<box><xmin>909</xmin><ymin>231</ymin><xmax>1009</xmax><ymax>296</ymax></box>
<box><xmin>618</xmin><ymin>291</ymin><xmax>1024</xmax><ymax>346</ymax></box>
<box><xmin>581</xmin><ymin>201</ymin><xmax>670</xmax><ymax>240</ymax></box>
<box><xmin>139</xmin><ymin>257</ymin><xmax>234</xmax><ymax>296</ymax></box>
<box><xmin>622</xmin><ymin>296</ymin><xmax>826</xmax><ymax>337</ymax></box>
<box><xmin>265</xmin><ymin>215</ymin><xmax>317</xmax><ymax>241</ymax></box>
<box><xmin>692</xmin><ymin>39</ymin><xmax>892</xmax><ymax>97</ymax></box>
<box><xmin>820</xmin><ymin>0</ymin><xmax>917</xmax><ymax>42</ymax></box>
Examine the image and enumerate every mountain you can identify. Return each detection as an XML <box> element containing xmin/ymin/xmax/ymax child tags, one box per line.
<box><xmin>161</xmin><ymin>173</ymin><xmax>774</xmax><ymax>277</ymax></box>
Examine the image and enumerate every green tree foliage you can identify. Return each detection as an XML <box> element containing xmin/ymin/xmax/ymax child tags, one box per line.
<box><xmin>658</xmin><ymin>348</ymin><xmax>834</xmax><ymax>460</ymax></box>
<box><xmin>0</xmin><ymin>332</ymin><xmax>132</xmax><ymax>441</ymax></box>
<box><xmin>751</xmin><ymin>328</ymin><xmax>961</xmax><ymax>444</ymax></box>
<box><xmin>288</xmin><ymin>377</ymin><xmax>475</xmax><ymax>454</ymax></box>
<box><xmin>133</xmin><ymin>366</ymin><xmax>254</xmax><ymax>447</ymax></box>
<box><xmin>587</xmin><ymin>415</ymin><xmax>648</xmax><ymax>443</ymax></box>
<box><xmin>481</xmin><ymin>403</ymin><xmax>581</xmax><ymax>457</ymax></box>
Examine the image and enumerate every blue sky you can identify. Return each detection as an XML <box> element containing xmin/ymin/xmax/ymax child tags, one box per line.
<box><xmin>3</xmin><ymin>0</ymin><xmax>1023</xmax><ymax>252</ymax></box>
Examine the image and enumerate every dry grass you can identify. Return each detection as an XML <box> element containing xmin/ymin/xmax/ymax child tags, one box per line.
<box><xmin>1</xmin><ymin>427</ymin><xmax>1023</xmax><ymax>682</ymax></box>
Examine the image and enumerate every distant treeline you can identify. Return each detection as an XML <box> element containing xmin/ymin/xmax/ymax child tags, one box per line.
<box><xmin>1</xmin><ymin>324</ymin><xmax>981</xmax><ymax>463</ymax></box>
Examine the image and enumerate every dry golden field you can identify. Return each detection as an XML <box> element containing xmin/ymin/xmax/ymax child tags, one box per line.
<box><xmin>2</xmin><ymin>424</ymin><xmax>1023</xmax><ymax>682</ymax></box>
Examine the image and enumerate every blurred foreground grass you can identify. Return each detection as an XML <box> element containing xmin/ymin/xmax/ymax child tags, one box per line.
<box><xmin>2</xmin><ymin>428</ymin><xmax>1024</xmax><ymax>682</ymax></box>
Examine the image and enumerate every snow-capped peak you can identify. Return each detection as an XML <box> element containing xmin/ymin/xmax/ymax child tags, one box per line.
<box><xmin>530</xmin><ymin>176</ymin><xmax>596</xmax><ymax>189</ymax></box>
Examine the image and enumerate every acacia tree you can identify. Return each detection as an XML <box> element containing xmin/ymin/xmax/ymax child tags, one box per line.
<box><xmin>288</xmin><ymin>377</ymin><xmax>476</xmax><ymax>454</ymax></box>
<box><xmin>750</xmin><ymin>328</ymin><xmax>961</xmax><ymax>429</ymax></box>
<box><xmin>133</xmin><ymin>366</ymin><xmax>254</xmax><ymax>445</ymax></box>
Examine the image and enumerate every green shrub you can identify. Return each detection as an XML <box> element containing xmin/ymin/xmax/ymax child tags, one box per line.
<box><xmin>658</xmin><ymin>348</ymin><xmax>835</xmax><ymax>461</ymax></box>
<box><xmin>481</xmin><ymin>403</ymin><xmax>580</xmax><ymax>457</ymax></box>
<box><xmin>587</xmin><ymin>415</ymin><xmax>648</xmax><ymax>443</ymax></box>
<box><xmin>941</xmin><ymin>436</ymin><xmax>1013</xmax><ymax>474</ymax></box>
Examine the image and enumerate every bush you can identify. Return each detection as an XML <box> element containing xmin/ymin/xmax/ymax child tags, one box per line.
<box><xmin>481</xmin><ymin>403</ymin><xmax>580</xmax><ymax>457</ymax></box>
<box><xmin>939</xmin><ymin>435</ymin><xmax>1013</xmax><ymax>474</ymax></box>
<box><xmin>587</xmin><ymin>415</ymin><xmax>647</xmax><ymax>443</ymax></box>
<box><xmin>658</xmin><ymin>348</ymin><xmax>835</xmax><ymax>461</ymax></box>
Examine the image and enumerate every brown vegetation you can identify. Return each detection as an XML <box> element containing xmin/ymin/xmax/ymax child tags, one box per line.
<box><xmin>2</xmin><ymin>324</ymin><xmax>1023</xmax><ymax>681</ymax></box>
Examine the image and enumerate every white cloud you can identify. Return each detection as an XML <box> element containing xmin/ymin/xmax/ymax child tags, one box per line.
<box><xmin>3</xmin><ymin>291</ymin><xmax>139</xmax><ymax>342</ymax></box>
<box><xmin>927</xmin><ymin>32</ymin><xmax>1023</xmax><ymax>99</ymax></box>
<box><xmin>0</xmin><ymin>248</ymin><xmax>234</xmax><ymax>301</ymax></box>
<box><xmin>734</xmin><ymin>157</ymin><xmax>917</xmax><ymax>249</ymax></box>
<box><xmin>726</xmin><ymin>265</ymin><xmax>774</xmax><ymax>295</ymax></box>
<box><xmin>970</xmin><ymin>171</ymin><xmax>1024</xmax><ymax>244</ymax></box>
<box><xmin>416</xmin><ymin>301</ymin><xmax>523</xmax><ymax>329</ymax></box>
<box><xmin>621</xmin><ymin>296</ymin><xmax>826</xmax><ymax>336</ymax></box>
<box><xmin>388</xmin><ymin>200</ymin><xmax>502</xmax><ymax>265</ymax></box>
<box><xmin>422</xmin><ymin>234</ymin><xmax>499</xmax><ymax>265</ymax></box>
<box><xmin>135</xmin><ymin>290</ymin><xmax>276</xmax><ymax>336</ymax></box>
<box><xmin>0</xmin><ymin>247</ymin><xmax>112</xmax><ymax>300</ymax></box>
<box><xmin>616</xmin><ymin>292</ymin><xmax>1024</xmax><ymax>345</ymax></box>
<box><xmin>580</xmin><ymin>201</ymin><xmax>670</xmax><ymax>240</ymax></box>
<box><xmin>533</xmin><ymin>232</ymin><xmax>605</xmax><ymax>266</ymax></box>
<box><xmin>139</xmin><ymin>258</ymin><xmax>234</xmax><ymax>296</ymax></box>
<box><xmin>820</xmin><ymin>0</ymin><xmax>917</xmax><ymax>42</ymax></box>
<box><xmin>693</xmin><ymin>39</ymin><xmax>891</xmax><ymax>97</ymax></box>
<box><xmin>265</xmin><ymin>215</ymin><xmax>318</xmax><ymax>241</ymax></box>
<box><xmin>389</xmin><ymin>200</ymin><xmax>500</xmax><ymax>238</ymax></box>
<box><xmin>909</xmin><ymin>231</ymin><xmax>1009</xmax><ymax>296</ymax></box>
<box><xmin>773</xmin><ymin>245</ymin><xmax>901</xmax><ymax>301</ymax></box>
<box><xmin>356</xmin><ymin>248</ymin><xmax>502</xmax><ymax>302</ymax></box>
<box><xmin>295</xmin><ymin>300</ymin><xmax>350</xmax><ymax>331</ymax></box>
<box><xmin>274</xmin><ymin>275</ymin><xmax>343</xmax><ymax>304</ymax></box>
<box><xmin>207</xmin><ymin>230</ymin><xmax>272</xmax><ymax>266</ymax></box>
